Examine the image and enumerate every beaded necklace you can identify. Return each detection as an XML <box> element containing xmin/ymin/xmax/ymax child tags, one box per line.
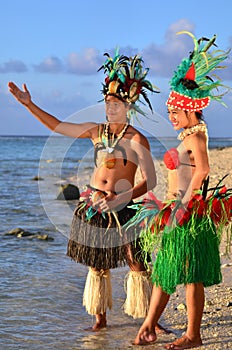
<box><xmin>102</xmin><ymin>122</ymin><xmax>129</xmax><ymax>152</ymax></box>
<box><xmin>178</xmin><ymin>123</ymin><xmax>208</xmax><ymax>141</ymax></box>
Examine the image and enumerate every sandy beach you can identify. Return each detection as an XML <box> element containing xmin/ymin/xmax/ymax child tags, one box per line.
<box><xmin>72</xmin><ymin>146</ymin><xmax>232</xmax><ymax>350</ymax></box>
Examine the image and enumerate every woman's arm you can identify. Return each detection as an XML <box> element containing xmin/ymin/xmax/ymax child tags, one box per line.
<box><xmin>8</xmin><ymin>82</ymin><xmax>97</xmax><ymax>138</ymax></box>
<box><xmin>182</xmin><ymin>133</ymin><xmax>210</xmax><ymax>204</ymax></box>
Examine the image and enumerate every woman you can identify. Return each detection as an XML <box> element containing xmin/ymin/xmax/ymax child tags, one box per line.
<box><xmin>134</xmin><ymin>32</ymin><xmax>231</xmax><ymax>349</ymax></box>
<box><xmin>8</xmin><ymin>49</ymin><xmax>165</xmax><ymax>331</ymax></box>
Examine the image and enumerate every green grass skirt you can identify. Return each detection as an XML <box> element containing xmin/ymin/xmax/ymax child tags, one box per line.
<box><xmin>151</xmin><ymin>218</ymin><xmax>222</xmax><ymax>294</ymax></box>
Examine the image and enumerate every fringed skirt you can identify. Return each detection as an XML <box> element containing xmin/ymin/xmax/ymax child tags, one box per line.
<box><xmin>67</xmin><ymin>200</ymin><xmax>143</xmax><ymax>270</ymax></box>
<box><xmin>151</xmin><ymin>218</ymin><xmax>222</xmax><ymax>294</ymax></box>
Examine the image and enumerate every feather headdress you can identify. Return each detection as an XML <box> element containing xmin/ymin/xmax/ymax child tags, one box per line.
<box><xmin>98</xmin><ymin>47</ymin><xmax>159</xmax><ymax>117</ymax></box>
<box><xmin>166</xmin><ymin>31</ymin><xmax>231</xmax><ymax>111</ymax></box>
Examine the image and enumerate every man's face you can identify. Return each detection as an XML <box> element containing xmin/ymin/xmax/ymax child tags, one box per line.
<box><xmin>105</xmin><ymin>95</ymin><xmax>129</xmax><ymax>123</ymax></box>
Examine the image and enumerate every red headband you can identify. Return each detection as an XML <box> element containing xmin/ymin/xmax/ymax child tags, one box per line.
<box><xmin>166</xmin><ymin>91</ymin><xmax>210</xmax><ymax>111</ymax></box>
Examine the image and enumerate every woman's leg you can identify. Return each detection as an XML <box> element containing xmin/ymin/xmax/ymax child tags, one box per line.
<box><xmin>186</xmin><ymin>282</ymin><xmax>204</xmax><ymax>340</ymax></box>
<box><xmin>134</xmin><ymin>285</ymin><xmax>170</xmax><ymax>345</ymax></box>
<box><xmin>165</xmin><ymin>282</ymin><xmax>204</xmax><ymax>349</ymax></box>
<box><xmin>124</xmin><ymin>245</ymin><xmax>171</xmax><ymax>334</ymax></box>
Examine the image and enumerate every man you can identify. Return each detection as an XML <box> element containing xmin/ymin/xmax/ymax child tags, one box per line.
<box><xmin>8</xmin><ymin>49</ymin><xmax>165</xmax><ymax>332</ymax></box>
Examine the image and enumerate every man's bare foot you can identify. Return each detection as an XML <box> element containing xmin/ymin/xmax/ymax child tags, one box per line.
<box><xmin>92</xmin><ymin>313</ymin><xmax>107</xmax><ymax>331</ymax></box>
<box><xmin>133</xmin><ymin>328</ymin><xmax>157</xmax><ymax>345</ymax></box>
<box><xmin>165</xmin><ymin>334</ymin><xmax>203</xmax><ymax>349</ymax></box>
<box><xmin>155</xmin><ymin>322</ymin><xmax>172</xmax><ymax>335</ymax></box>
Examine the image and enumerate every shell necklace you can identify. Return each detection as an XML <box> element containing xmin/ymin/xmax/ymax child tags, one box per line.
<box><xmin>103</xmin><ymin>122</ymin><xmax>129</xmax><ymax>153</ymax></box>
<box><xmin>178</xmin><ymin>123</ymin><xmax>208</xmax><ymax>141</ymax></box>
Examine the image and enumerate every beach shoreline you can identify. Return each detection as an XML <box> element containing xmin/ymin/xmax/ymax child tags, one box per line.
<box><xmin>1</xmin><ymin>141</ymin><xmax>231</xmax><ymax>350</ymax></box>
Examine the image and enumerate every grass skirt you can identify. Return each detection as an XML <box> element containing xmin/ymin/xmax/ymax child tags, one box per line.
<box><xmin>152</xmin><ymin>218</ymin><xmax>222</xmax><ymax>294</ymax></box>
<box><xmin>67</xmin><ymin>200</ymin><xmax>143</xmax><ymax>270</ymax></box>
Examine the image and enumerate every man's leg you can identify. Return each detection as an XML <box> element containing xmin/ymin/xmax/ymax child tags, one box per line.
<box><xmin>123</xmin><ymin>263</ymin><xmax>153</xmax><ymax>319</ymax></box>
<box><xmin>83</xmin><ymin>267</ymin><xmax>112</xmax><ymax>330</ymax></box>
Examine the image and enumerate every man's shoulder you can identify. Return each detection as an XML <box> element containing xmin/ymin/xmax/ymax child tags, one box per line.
<box><xmin>127</xmin><ymin>126</ymin><xmax>150</xmax><ymax>148</ymax></box>
<box><xmin>129</xmin><ymin>125</ymin><xmax>148</xmax><ymax>139</ymax></box>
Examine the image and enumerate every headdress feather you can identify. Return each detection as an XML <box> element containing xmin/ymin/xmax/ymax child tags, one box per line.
<box><xmin>98</xmin><ymin>48</ymin><xmax>160</xmax><ymax>118</ymax></box>
<box><xmin>166</xmin><ymin>31</ymin><xmax>231</xmax><ymax>111</ymax></box>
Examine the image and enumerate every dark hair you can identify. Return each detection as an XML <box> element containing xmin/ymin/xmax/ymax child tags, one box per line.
<box><xmin>184</xmin><ymin>110</ymin><xmax>204</xmax><ymax>121</ymax></box>
<box><xmin>196</xmin><ymin>111</ymin><xmax>204</xmax><ymax>121</ymax></box>
<box><xmin>180</xmin><ymin>78</ymin><xmax>199</xmax><ymax>90</ymax></box>
<box><xmin>105</xmin><ymin>93</ymin><xmax>127</xmax><ymax>104</ymax></box>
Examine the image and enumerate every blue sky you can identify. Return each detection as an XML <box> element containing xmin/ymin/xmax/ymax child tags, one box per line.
<box><xmin>0</xmin><ymin>0</ymin><xmax>232</xmax><ymax>137</ymax></box>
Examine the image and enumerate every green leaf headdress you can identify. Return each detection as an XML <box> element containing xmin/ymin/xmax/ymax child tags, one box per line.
<box><xmin>98</xmin><ymin>47</ymin><xmax>160</xmax><ymax>118</ymax></box>
<box><xmin>166</xmin><ymin>31</ymin><xmax>231</xmax><ymax>111</ymax></box>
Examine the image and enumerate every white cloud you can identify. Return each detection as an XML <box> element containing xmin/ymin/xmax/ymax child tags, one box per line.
<box><xmin>142</xmin><ymin>19</ymin><xmax>232</xmax><ymax>82</ymax></box>
<box><xmin>2</xmin><ymin>19</ymin><xmax>231</xmax><ymax>82</ymax></box>
<box><xmin>0</xmin><ymin>59</ymin><xmax>27</xmax><ymax>73</ymax></box>
<box><xmin>65</xmin><ymin>48</ymin><xmax>102</xmax><ymax>74</ymax></box>
<box><xmin>34</xmin><ymin>56</ymin><xmax>63</xmax><ymax>73</ymax></box>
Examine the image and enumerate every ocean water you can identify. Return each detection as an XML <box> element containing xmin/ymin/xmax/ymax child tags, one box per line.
<box><xmin>1</xmin><ymin>135</ymin><xmax>232</xmax><ymax>350</ymax></box>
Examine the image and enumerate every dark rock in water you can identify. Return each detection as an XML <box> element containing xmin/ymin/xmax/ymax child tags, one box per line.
<box><xmin>28</xmin><ymin>233</ymin><xmax>54</xmax><ymax>241</ymax></box>
<box><xmin>5</xmin><ymin>227</ymin><xmax>30</xmax><ymax>236</ymax></box>
<box><xmin>32</xmin><ymin>175</ymin><xmax>44</xmax><ymax>181</ymax></box>
<box><xmin>3</xmin><ymin>227</ymin><xmax>54</xmax><ymax>241</ymax></box>
<box><xmin>56</xmin><ymin>184</ymin><xmax>80</xmax><ymax>200</ymax></box>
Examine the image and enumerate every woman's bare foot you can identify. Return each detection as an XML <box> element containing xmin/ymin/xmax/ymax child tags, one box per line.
<box><xmin>165</xmin><ymin>334</ymin><xmax>202</xmax><ymax>349</ymax></box>
<box><xmin>92</xmin><ymin>313</ymin><xmax>107</xmax><ymax>331</ymax></box>
<box><xmin>155</xmin><ymin>322</ymin><xmax>172</xmax><ymax>334</ymax></box>
<box><xmin>133</xmin><ymin>326</ymin><xmax>157</xmax><ymax>345</ymax></box>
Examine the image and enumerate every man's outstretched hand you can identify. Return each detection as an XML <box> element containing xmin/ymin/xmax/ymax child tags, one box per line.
<box><xmin>8</xmin><ymin>82</ymin><xmax>31</xmax><ymax>106</ymax></box>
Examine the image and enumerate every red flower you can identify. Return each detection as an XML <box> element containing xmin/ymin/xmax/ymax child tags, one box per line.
<box><xmin>79</xmin><ymin>187</ymin><xmax>93</xmax><ymax>203</ymax></box>
<box><xmin>219</xmin><ymin>186</ymin><xmax>227</xmax><ymax>195</ymax></box>
<box><xmin>149</xmin><ymin>221</ymin><xmax>158</xmax><ymax>234</ymax></box>
<box><xmin>228</xmin><ymin>196</ymin><xmax>232</xmax><ymax>215</ymax></box>
<box><xmin>163</xmin><ymin>148</ymin><xmax>180</xmax><ymax>170</ymax></box>
<box><xmin>158</xmin><ymin>206</ymin><xmax>172</xmax><ymax>229</ymax></box>
<box><xmin>197</xmin><ymin>199</ymin><xmax>206</xmax><ymax>217</ymax></box>
<box><xmin>210</xmin><ymin>198</ymin><xmax>223</xmax><ymax>224</ymax></box>
<box><xmin>223</xmin><ymin>198</ymin><xmax>232</xmax><ymax>223</ymax></box>
<box><xmin>186</xmin><ymin>194</ymin><xmax>206</xmax><ymax>217</ymax></box>
<box><xmin>175</xmin><ymin>207</ymin><xmax>192</xmax><ymax>226</ymax></box>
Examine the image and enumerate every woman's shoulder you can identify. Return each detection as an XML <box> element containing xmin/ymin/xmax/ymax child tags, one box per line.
<box><xmin>182</xmin><ymin>131</ymin><xmax>208</xmax><ymax>156</ymax></box>
<box><xmin>184</xmin><ymin>129</ymin><xmax>207</xmax><ymax>144</ymax></box>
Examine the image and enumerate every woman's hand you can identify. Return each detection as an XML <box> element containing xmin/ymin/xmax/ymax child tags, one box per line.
<box><xmin>8</xmin><ymin>82</ymin><xmax>31</xmax><ymax>106</ymax></box>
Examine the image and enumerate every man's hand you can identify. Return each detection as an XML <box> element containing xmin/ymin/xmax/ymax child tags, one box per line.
<box><xmin>93</xmin><ymin>191</ymin><xmax>119</xmax><ymax>212</ymax></box>
<box><xmin>8</xmin><ymin>82</ymin><xmax>31</xmax><ymax>106</ymax></box>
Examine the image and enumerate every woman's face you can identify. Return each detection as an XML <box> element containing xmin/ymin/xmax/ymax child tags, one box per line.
<box><xmin>105</xmin><ymin>95</ymin><xmax>129</xmax><ymax>123</ymax></box>
<box><xmin>168</xmin><ymin>108</ymin><xmax>195</xmax><ymax>130</ymax></box>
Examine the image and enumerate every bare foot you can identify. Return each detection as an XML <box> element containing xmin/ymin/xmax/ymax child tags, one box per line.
<box><xmin>134</xmin><ymin>328</ymin><xmax>157</xmax><ymax>345</ymax></box>
<box><xmin>92</xmin><ymin>313</ymin><xmax>107</xmax><ymax>331</ymax></box>
<box><xmin>155</xmin><ymin>322</ymin><xmax>172</xmax><ymax>335</ymax></box>
<box><xmin>165</xmin><ymin>335</ymin><xmax>203</xmax><ymax>349</ymax></box>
